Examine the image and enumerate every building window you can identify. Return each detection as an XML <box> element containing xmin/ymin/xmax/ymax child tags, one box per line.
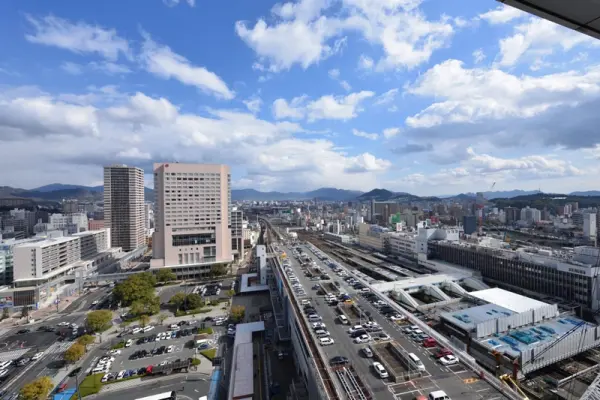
<box><xmin>172</xmin><ymin>233</ymin><xmax>216</xmax><ymax>247</ymax></box>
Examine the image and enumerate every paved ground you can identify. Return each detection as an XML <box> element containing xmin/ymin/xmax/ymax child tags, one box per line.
<box><xmin>93</xmin><ymin>375</ymin><xmax>211</xmax><ymax>400</ymax></box>
<box><xmin>157</xmin><ymin>280</ymin><xmax>235</xmax><ymax>305</ymax></box>
<box><xmin>296</xmin><ymin>244</ymin><xmax>507</xmax><ymax>400</ymax></box>
<box><xmin>230</xmin><ymin>292</ymin><xmax>271</xmax><ymax>323</ymax></box>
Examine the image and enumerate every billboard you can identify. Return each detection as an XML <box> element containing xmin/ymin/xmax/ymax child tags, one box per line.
<box><xmin>0</xmin><ymin>296</ymin><xmax>14</xmax><ymax>308</ymax></box>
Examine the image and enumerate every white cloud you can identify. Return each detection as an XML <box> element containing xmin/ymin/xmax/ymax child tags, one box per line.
<box><xmin>273</xmin><ymin>91</ymin><xmax>374</xmax><ymax>121</ymax></box>
<box><xmin>61</xmin><ymin>61</ymin><xmax>132</xmax><ymax>76</ymax></box>
<box><xmin>117</xmin><ymin>147</ymin><xmax>151</xmax><ymax>160</ymax></box>
<box><xmin>472</xmin><ymin>49</ymin><xmax>485</xmax><ymax>64</ymax></box>
<box><xmin>352</xmin><ymin>128</ymin><xmax>378</xmax><ymax>140</ymax></box>
<box><xmin>405</xmin><ymin>59</ymin><xmax>600</xmax><ymax>128</ymax></box>
<box><xmin>25</xmin><ymin>15</ymin><xmax>131</xmax><ymax>61</ymax></box>
<box><xmin>374</xmin><ymin>88</ymin><xmax>398</xmax><ymax>106</ymax></box>
<box><xmin>328</xmin><ymin>68</ymin><xmax>340</xmax><ymax>79</ymax></box>
<box><xmin>243</xmin><ymin>96</ymin><xmax>263</xmax><ymax>113</ymax></box>
<box><xmin>496</xmin><ymin>17</ymin><xmax>599</xmax><ymax>68</ymax></box>
<box><xmin>340</xmin><ymin>80</ymin><xmax>351</xmax><ymax>91</ymax></box>
<box><xmin>140</xmin><ymin>33</ymin><xmax>234</xmax><ymax>100</ymax></box>
<box><xmin>163</xmin><ymin>0</ymin><xmax>196</xmax><ymax>6</ymax></box>
<box><xmin>478</xmin><ymin>5</ymin><xmax>526</xmax><ymax>25</ymax></box>
<box><xmin>358</xmin><ymin>54</ymin><xmax>374</xmax><ymax>70</ymax></box>
<box><xmin>236</xmin><ymin>0</ymin><xmax>454</xmax><ymax>72</ymax></box>
<box><xmin>328</xmin><ymin>68</ymin><xmax>352</xmax><ymax>91</ymax></box>
<box><xmin>345</xmin><ymin>153</ymin><xmax>391</xmax><ymax>173</ymax></box>
<box><xmin>383</xmin><ymin>127</ymin><xmax>400</xmax><ymax>138</ymax></box>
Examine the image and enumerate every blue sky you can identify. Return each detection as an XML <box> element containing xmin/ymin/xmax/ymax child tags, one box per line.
<box><xmin>1</xmin><ymin>0</ymin><xmax>600</xmax><ymax>195</ymax></box>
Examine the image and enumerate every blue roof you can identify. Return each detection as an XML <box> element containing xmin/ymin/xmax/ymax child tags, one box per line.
<box><xmin>53</xmin><ymin>389</ymin><xmax>77</xmax><ymax>400</ymax></box>
<box><xmin>440</xmin><ymin>303</ymin><xmax>515</xmax><ymax>331</ymax></box>
<box><xmin>478</xmin><ymin>317</ymin><xmax>592</xmax><ymax>357</ymax></box>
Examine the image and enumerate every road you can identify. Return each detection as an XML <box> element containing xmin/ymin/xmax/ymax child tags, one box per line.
<box><xmin>92</xmin><ymin>375</ymin><xmax>211</xmax><ymax>400</ymax></box>
<box><xmin>292</xmin><ymin>244</ymin><xmax>508</xmax><ymax>400</ymax></box>
<box><xmin>0</xmin><ymin>287</ymin><xmax>112</xmax><ymax>399</ymax></box>
<box><xmin>285</xmin><ymin>246</ymin><xmax>394</xmax><ymax>399</ymax></box>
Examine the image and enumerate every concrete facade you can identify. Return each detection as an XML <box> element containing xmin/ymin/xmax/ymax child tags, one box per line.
<box><xmin>151</xmin><ymin>163</ymin><xmax>232</xmax><ymax>272</ymax></box>
<box><xmin>104</xmin><ymin>165</ymin><xmax>145</xmax><ymax>251</ymax></box>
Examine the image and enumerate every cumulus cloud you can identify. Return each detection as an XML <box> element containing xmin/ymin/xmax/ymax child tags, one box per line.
<box><xmin>478</xmin><ymin>5</ymin><xmax>526</xmax><ymax>25</ymax></box>
<box><xmin>25</xmin><ymin>14</ymin><xmax>131</xmax><ymax>60</ymax></box>
<box><xmin>352</xmin><ymin>129</ymin><xmax>378</xmax><ymax>140</ymax></box>
<box><xmin>272</xmin><ymin>91</ymin><xmax>374</xmax><ymax>121</ymax></box>
<box><xmin>236</xmin><ymin>0</ymin><xmax>454</xmax><ymax>72</ymax></box>
<box><xmin>139</xmin><ymin>33</ymin><xmax>234</xmax><ymax>99</ymax></box>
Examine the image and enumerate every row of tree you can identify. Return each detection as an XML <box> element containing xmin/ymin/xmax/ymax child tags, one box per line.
<box><xmin>169</xmin><ymin>292</ymin><xmax>204</xmax><ymax>311</ymax></box>
<box><xmin>112</xmin><ymin>273</ymin><xmax>161</xmax><ymax>316</ymax></box>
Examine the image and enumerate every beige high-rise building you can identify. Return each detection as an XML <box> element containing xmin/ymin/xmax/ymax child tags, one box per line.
<box><xmin>103</xmin><ymin>165</ymin><xmax>145</xmax><ymax>252</ymax></box>
<box><xmin>150</xmin><ymin>163</ymin><xmax>232</xmax><ymax>277</ymax></box>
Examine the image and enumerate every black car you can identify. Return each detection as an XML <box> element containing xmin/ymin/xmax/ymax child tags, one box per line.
<box><xmin>68</xmin><ymin>367</ymin><xmax>82</xmax><ymax>377</ymax></box>
<box><xmin>203</xmin><ymin>316</ymin><xmax>214</xmax><ymax>322</ymax></box>
<box><xmin>329</xmin><ymin>356</ymin><xmax>349</xmax><ymax>366</ymax></box>
<box><xmin>178</xmin><ymin>321</ymin><xmax>186</xmax><ymax>326</ymax></box>
<box><xmin>17</xmin><ymin>329</ymin><xmax>30</xmax><ymax>334</ymax></box>
<box><xmin>350</xmin><ymin>330</ymin><xmax>367</xmax><ymax>338</ymax></box>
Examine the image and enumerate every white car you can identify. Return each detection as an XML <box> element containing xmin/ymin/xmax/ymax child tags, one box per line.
<box><xmin>109</xmin><ymin>349</ymin><xmax>121</xmax><ymax>355</ymax></box>
<box><xmin>101</xmin><ymin>373</ymin><xmax>111</xmax><ymax>383</ymax></box>
<box><xmin>319</xmin><ymin>337</ymin><xmax>335</xmax><ymax>346</ymax></box>
<box><xmin>312</xmin><ymin>322</ymin><xmax>326</xmax><ymax>330</ymax></box>
<box><xmin>301</xmin><ymin>300</ymin><xmax>310</xmax><ymax>306</ymax></box>
<box><xmin>372</xmin><ymin>362</ymin><xmax>389</xmax><ymax>379</ymax></box>
<box><xmin>354</xmin><ymin>334</ymin><xmax>371</xmax><ymax>344</ymax></box>
<box><xmin>167</xmin><ymin>345</ymin><xmax>174</xmax><ymax>353</ymax></box>
<box><xmin>125</xmin><ymin>339</ymin><xmax>133</xmax><ymax>348</ymax></box>
<box><xmin>131</xmin><ymin>327</ymin><xmax>142</xmax><ymax>334</ymax></box>
<box><xmin>439</xmin><ymin>355</ymin><xmax>459</xmax><ymax>366</ymax></box>
<box><xmin>348</xmin><ymin>325</ymin><xmax>364</xmax><ymax>334</ymax></box>
<box><xmin>155</xmin><ymin>334</ymin><xmax>161</xmax><ymax>342</ymax></box>
<box><xmin>31</xmin><ymin>352</ymin><xmax>44</xmax><ymax>360</ymax></box>
<box><xmin>116</xmin><ymin>370</ymin><xmax>126</xmax><ymax>380</ymax></box>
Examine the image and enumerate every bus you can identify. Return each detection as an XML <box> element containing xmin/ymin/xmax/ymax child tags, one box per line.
<box><xmin>135</xmin><ymin>391</ymin><xmax>177</xmax><ymax>400</ymax></box>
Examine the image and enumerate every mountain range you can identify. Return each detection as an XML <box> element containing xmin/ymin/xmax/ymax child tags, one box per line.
<box><xmin>0</xmin><ymin>184</ymin><xmax>598</xmax><ymax>203</ymax></box>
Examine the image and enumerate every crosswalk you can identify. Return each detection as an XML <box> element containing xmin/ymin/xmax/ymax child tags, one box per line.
<box><xmin>0</xmin><ymin>349</ymin><xmax>29</xmax><ymax>363</ymax></box>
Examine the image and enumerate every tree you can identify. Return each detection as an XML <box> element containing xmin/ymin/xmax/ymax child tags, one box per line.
<box><xmin>19</xmin><ymin>376</ymin><xmax>53</xmax><ymax>400</ymax></box>
<box><xmin>226</xmin><ymin>289</ymin><xmax>235</xmax><ymax>297</ymax></box>
<box><xmin>139</xmin><ymin>314</ymin><xmax>150</xmax><ymax>328</ymax></box>
<box><xmin>64</xmin><ymin>343</ymin><xmax>85</xmax><ymax>364</ymax></box>
<box><xmin>77</xmin><ymin>334</ymin><xmax>95</xmax><ymax>351</ymax></box>
<box><xmin>2</xmin><ymin>308</ymin><xmax>9</xmax><ymax>320</ymax></box>
<box><xmin>169</xmin><ymin>293</ymin><xmax>187</xmax><ymax>310</ymax></box>
<box><xmin>157</xmin><ymin>313</ymin><xmax>168</xmax><ymax>326</ymax></box>
<box><xmin>230</xmin><ymin>305</ymin><xmax>245</xmax><ymax>323</ymax></box>
<box><xmin>185</xmin><ymin>293</ymin><xmax>203</xmax><ymax>310</ymax></box>
<box><xmin>130</xmin><ymin>297</ymin><xmax>160</xmax><ymax>316</ymax></box>
<box><xmin>112</xmin><ymin>272</ymin><xmax>157</xmax><ymax>306</ymax></box>
<box><xmin>210</xmin><ymin>264</ymin><xmax>227</xmax><ymax>277</ymax></box>
<box><xmin>21</xmin><ymin>306</ymin><xmax>29</xmax><ymax>319</ymax></box>
<box><xmin>156</xmin><ymin>269</ymin><xmax>176</xmax><ymax>283</ymax></box>
<box><xmin>86</xmin><ymin>310</ymin><xmax>113</xmax><ymax>332</ymax></box>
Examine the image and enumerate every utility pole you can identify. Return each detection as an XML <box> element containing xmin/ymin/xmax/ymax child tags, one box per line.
<box><xmin>75</xmin><ymin>373</ymin><xmax>82</xmax><ymax>400</ymax></box>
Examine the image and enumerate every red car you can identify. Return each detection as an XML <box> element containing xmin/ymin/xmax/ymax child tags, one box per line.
<box><xmin>423</xmin><ymin>338</ymin><xmax>437</xmax><ymax>348</ymax></box>
<box><xmin>434</xmin><ymin>348</ymin><xmax>453</xmax><ymax>359</ymax></box>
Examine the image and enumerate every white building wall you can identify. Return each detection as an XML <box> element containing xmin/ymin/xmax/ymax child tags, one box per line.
<box><xmin>584</xmin><ymin>213</ymin><xmax>597</xmax><ymax>238</ymax></box>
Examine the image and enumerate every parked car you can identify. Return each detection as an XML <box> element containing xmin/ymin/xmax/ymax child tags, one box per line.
<box><xmin>439</xmin><ymin>355</ymin><xmax>459</xmax><ymax>366</ymax></box>
<box><xmin>329</xmin><ymin>356</ymin><xmax>349</xmax><ymax>366</ymax></box>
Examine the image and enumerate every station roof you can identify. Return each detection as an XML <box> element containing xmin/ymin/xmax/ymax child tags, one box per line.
<box><xmin>440</xmin><ymin>303</ymin><xmax>515</xmax><ymax>332</ymax></box>
<box><xmin>371</xmin><ymin>273</ymin><xmax>460</xmax><ymax>292</ymax></box>
<box><xmin>500</xmin><ymin>0</ymin><xmax>600</xmax><ymax>40</ymax></box>
<box><xmin>469</xmin><ymin>288</ymin><xmax>548</xmax><ymax>313</ymax></box>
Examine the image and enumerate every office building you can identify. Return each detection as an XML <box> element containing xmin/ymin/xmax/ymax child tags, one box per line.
<box><xmin>231</xmin><ymin>208</ymin><xmax>244</xmax><ymax>262</ymax></box>
<box><xmin>426</xmin><ymin>241</ymin><xmax>600</xmax><ymax>311</ymax></box>
<box><xmin>520</xmin><ymin>207</ymin><xmax>541</xmax><ymax>224</ymax></box>
<box><xmin>504</xmin><ymin>207</ymin><xmax>519</xmax><ymax>224</ymax></box>
<box><xmin>462</xmin><ymin>215</ymin><xmax>477</xmax><ymax>235</ymax></box>
<box><xmin>88</xmin><ymin>219</ymin><xmax>105</xmax><ymax>230</ymax></box>
<box><xmin>151</xmin><ymin>163</ymin><xmax>232</xmax><ymax>278</ymax></box>
<box><xmin>48</xmin><ymin>213</ymin><xmax>88</xmax><ymax>234</ymax></box>
<box><xmin>103</xmin><ymin>165</ymin><xmax>145</xmax><ymax>252</ymax></box>
<box><xmin>144</xmin><ymin>203</ymin><xmax>153</xmax><ymax>230</ymax></box>
<box><xmin>62</xmin><ymin>199</ymin><xmax>79</xmax><ymax>214</ymax></box>
<box><xmin>584</xmin><ymin>213</ymin><xmax>597</xmax><ymax>238</ymax></box>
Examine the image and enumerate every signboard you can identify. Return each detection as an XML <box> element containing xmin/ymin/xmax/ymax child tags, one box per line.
<box><xmin>0</xmin><ymin>296</ymin><xmax>14</xmax><ymax>308</ymax></box>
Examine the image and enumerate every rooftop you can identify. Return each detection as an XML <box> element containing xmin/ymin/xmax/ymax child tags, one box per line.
<box><xmin>440</xmin><ymin>303</ymin><xmax>515</xmax><ymax>332</ymax></box>
<box><xmin>229</xmin><ymin>321</ymin><xmax>265</xmax><ymax>400</ymax></box>
<box><xmin>371</xmin><ymin>273</ymin><xmax>461</xmax><ymax>292</ymax></box>
<box><xmin>469</xmin><ymin>288</ymin><xmax>549</xmax><ymax>313</ymax></box>
<box><xmin>478</xmin><ymin>315</ymin><xmax>594</xmax><ymax>358</ymax></box>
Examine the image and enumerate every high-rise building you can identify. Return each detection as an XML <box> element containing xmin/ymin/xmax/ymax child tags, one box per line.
<box><xmin>504</xmin><ymin>207</ymin><xmax>520</xmax><ymax>224</ymax></box>
<box><xmin>462</xmin><ymin>215</ymin><xmax>477</xmax><ymax>235</ymax></box>
<box><xmin>103</xmin><ymin>165</ymin><xmax>145</xmax><ymax>252</ymax></box>
<box><xmin>584</xmin><ymin>213</ymin><xmax>597</xmax><ymax>238</ymax></box>
<box><xmin>231</xmin><ymin>208</ymin><xmax>244</xmax><ymax>262</ymax></box>
<box><xmin>150</xmin><ymin>163</ymin><xmax>232</xmax><ymax>278</ymax></box>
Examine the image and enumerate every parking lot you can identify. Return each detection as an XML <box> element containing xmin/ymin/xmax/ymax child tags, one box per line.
<box><xmin>157</xmin><ymin>280</ymin><xmax>235</xmax><ymax>304</ymax></box>
<box><xmin>92</xmin><ymin>322</ymin><xmax>215</xmax><ymax>379</ymax></box>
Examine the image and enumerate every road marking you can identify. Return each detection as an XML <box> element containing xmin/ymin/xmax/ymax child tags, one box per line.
<box><xmin>463</xmin><ymin>378</ymin><xmax>479</xmax><ymax>384</ymax></box>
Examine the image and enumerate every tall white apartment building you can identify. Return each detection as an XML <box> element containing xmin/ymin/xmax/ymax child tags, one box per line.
<box><xmin>48</xmin><ymin>213</ymin><xmax>88</xmax><ymax>234</ymax></box>
<box><xmin>584</xmin><ymin>213</ymin><xmax>597</xmax><ymax>238</ymax></box>
<box><xmin>104</xmin><ymin>165</ymin><xmax>145</xmax><ymax>251</ymax></box>
<box><xmin>151</xmin><ymin>163</ymin><xmax>232</xmax><ymax>278</ymax></box>
<box><xmin>231</xmin><ymin>208</ymin><xmax>244</xmax><ymax>262</ymax></box>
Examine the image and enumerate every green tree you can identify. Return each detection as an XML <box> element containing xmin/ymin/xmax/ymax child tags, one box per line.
<box><xmin>169</xmin><ymin>292</ymin><xmax>187</xmax><ymax>310</ymax></box>
<box><xmin>64</xmin><ymin>343</ymin><xmax>85</xmax><ymax>364</ymax></box>
<box><xmin>157</xmin><ymin>313</ymin><xmax>168</xmax><ymax>326</ymax></box>
<box><xmin>156</xmin><ymin>269</ymin><xmax>176</xmax><ymax>283</ymax></box>
<box><xmin>21</xmin><ymin>306</ymin><xmax>29</xmax><ymax>319</ymax></box>
<box><xmin>185</xmin><ymin>293</ymin><xmax>203</xmax><ymax>310</ymax></box>
<box><xmin>19</xmin><ymin>376</ymin><xmax>53</xmax><ymax>400</ymax></box>
<box><xmin>139</xmin><ymin>314</ymin><xmax>150</xmax><ymax>328</ymax></box>
<box><xmin>112</xmin><ymin>272</ymin><xmax>156</xmax><ymax>306</ymax></box>
<box><xmin>130</xmin><ymin>297</ymin><xmax>160</xmax><ymax>316</ymax></box>
<box><xmin>230</xmin><ymin>305</ymin><xmax>245</xmax><ymax>323</ymax></box>
<box><xmin>1</xmin><ymin>308</ymin><xmax>9</xmax><ymax>320</ymax></box>
<box><xmin>86</xmin><ymin>310</ymin><xmax>113</xmax><ymax>332</ymax></box>
<box><xmin>77</xmin><ymin>334</ymin><xmax>95</xmax><ymax>351</ymax></box>
<box><xmin>226</xmin><ymin>289</ymin><xmax>235</xmax><ymax>297</ymax></box>
<box><xmin>210</xmin><ymin>264</ymin><xmax>227</xmax><ymax>277</ymax></box>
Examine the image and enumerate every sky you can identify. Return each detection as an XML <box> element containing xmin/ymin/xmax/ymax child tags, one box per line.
<box><xmin>1</xmin><ymin>0</ymin><xmax>600</xmax><ymax>196</ymax></box>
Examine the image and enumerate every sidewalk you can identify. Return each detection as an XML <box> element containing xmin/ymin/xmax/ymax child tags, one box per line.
<box><xmin>0</xmin><ymin>291</ymin><xmax>85</xmax><ymax>328</ymax></box>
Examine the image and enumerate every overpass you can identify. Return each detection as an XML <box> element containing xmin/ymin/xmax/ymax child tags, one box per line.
<box><xmin>81</xmin><ymin>271</ymin><xmax>142</xmax><ymax>284</ymax></box>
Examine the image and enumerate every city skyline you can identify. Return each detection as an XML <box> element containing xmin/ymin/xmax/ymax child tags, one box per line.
<box><xmin>1</xmin><ymin>1</ymin><xmax>600</xmax><ymax>196</ymax></box>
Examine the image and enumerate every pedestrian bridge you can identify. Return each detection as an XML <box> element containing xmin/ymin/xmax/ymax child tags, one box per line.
<box><xmin>82</xmin><ymin>271</ymin><xmax>142</xmax><ymax>283</ymax></box>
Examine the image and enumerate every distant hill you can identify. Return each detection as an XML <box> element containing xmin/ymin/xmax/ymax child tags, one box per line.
<box><xmin>32</xmin><ymin>183</ymin><xmax>103</xmax><ymax>193</ymax></box>
<box><xmin>231</xmin><ymin>187</ymin><xmax>362</xmax><ymax>201</ymax></box>
<box><xmin>493</xmin><ymin>192</ymin><xmax>600</xmax><ymax>209</ymax></box>
<box><xmin>569</xmin><ymin>191</ymin><xmax>600</xmax><ymax>197</ymax></box>
<box><xmin>356</xmin><ymin>188</ymin><xmax>395</xmax><ymax>201</ymax></box>
<box><xmin>458</xmin><ymin>190</ymin><xmax>540</xmax><ymax>199</ymax></box>
<box><xmin>0</xmin><ymin>184</ymin><xmax>154</xmax><ymax>203</ymax></box>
